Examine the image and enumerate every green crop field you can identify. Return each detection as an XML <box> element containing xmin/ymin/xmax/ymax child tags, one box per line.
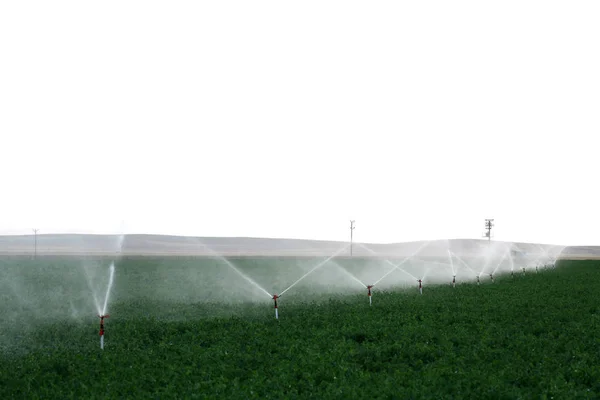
<box><xmin>1</xmin><ymin>257</ymin><xmax>599</xmax><ymax>399</ymax></box>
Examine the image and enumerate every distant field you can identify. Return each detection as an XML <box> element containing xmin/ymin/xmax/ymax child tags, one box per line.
<box><xmin>2</xmin><ymin>257</ymin><xmax>600</xmax><ymax>398</ymax></box>
<box><xmin>0</xmin><ymin>234</ymin><xmax>583</xmax><ymax>258</ymax></box>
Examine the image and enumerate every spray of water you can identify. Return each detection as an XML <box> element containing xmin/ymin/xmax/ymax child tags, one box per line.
<box><xmin>447</xmin><ymin>250</ymin><xmax>456</xmax><ymax>275</ymax></box>
<box><xmin>478</xmin><ymin>250</ymin><xmax>494</xmax><ymax>276</ymax></box>
<box><xmin>330</xmin><ymin>261</ymin><xmax>367</xmax><ymax>288</ymax></box>
<box><xmin>508</xmin><ymin>246</ymin><xmax>516</xmax><ymax>272</ymax></box>
<box><xmin>536</xmin><ymin>243</ymin><xmax>563</xmax><ymax>267</ymax></box>
<box><xmin>358</xmin><ymin>243</ymin><xmax>419</xmax><ymax>282</ymax></box>
<box><xmin>422</xmin><ymin>267</ymin><xmax>432</xmax><ymax>282</ymax></box>
<box><xmin>449</xmin><ymin>251</ymin><xmax>480</xmax><ymax>278</ymax></box>
<box><xmin>82</xmin><ymin>264</ymin><xmax>102</xmax><ymax>315</ymax></box>
<box><xmin>370</xmin><ymin>241</ymin><xmax>430</xmax><ymax>286</ymax></box>
<box><xmin>279</xmin><ymin>245</ymin><xmax>349</xmax><ymax>296</ymax></box>
<box><xmin>101</xmin><ymin>262</ymin><xmax>115</xmax><ymax>315</ymax></box>
<box><xmin>491</xmin><ymin>249</ymin><xmax>509</xmax><ymax>275</ymax></box>
<box><xmin>116</xmin><ymin>234</ymin><xmax>126</xmax><ymax>255</ymax></box>
<box><xmin>193</xmin><ymin>239</ymin><xmax>272</xmax><ymax>298</ymax></box>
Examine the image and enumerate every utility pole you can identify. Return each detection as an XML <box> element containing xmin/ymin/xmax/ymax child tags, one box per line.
<box><xmin>350</xmin><ymin>220</ymin><xmax>355</xmax><ymax>256</ymax></box>
<box><xmin>33</xmin><ymin>228</ymin><xmax>39</xmax><ymax>259</ymax></box>
<box><xmin>483</xmin><ymin>219</ymin><xmax>494</xmax><ymax>242</ymax></box>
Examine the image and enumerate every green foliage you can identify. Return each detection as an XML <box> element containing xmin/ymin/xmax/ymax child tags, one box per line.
<box><xmin>1</xmin><ymin>259</ymin><xmax>600</xmax><ymax>398</ymax></box>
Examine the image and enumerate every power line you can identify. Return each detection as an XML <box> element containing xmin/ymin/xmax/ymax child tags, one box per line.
<box><xmin>483</xmin><ymin>219</ymin><xmax>494</xmax><ymax>242</ymax></box>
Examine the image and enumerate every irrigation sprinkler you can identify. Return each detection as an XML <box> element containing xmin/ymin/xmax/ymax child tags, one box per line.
<box><xmin>452</xmin><ymin>275</ymin><xmax>456</xmax><ymax>288</ymax></box>
<box><xmin>367</xmin><ymin>285</ymin><xmax>373</xmax><ymax>306</ymax></box>
<box><xmin>536</xmin><ymin>265</ymin><xmax>539</xmax><ymax>273</ymax></box>
<box><xmin>418</xmin><ymin>279</ymin><xmax>423</xmax><ymax>295</ymax></box>
<box><xmin>489</xmin><ymin>273</ymin><xmax>495</xmax><ymax>283</ymax></box>
<box><xmin>522</xmin><ymin>267</ymin><xmax>526</xmax><ymax>274</ymax></box>
<box><xmin>476</xmin><ymin>276</ymin><xmax>480</xmax><ymax>285</ymax></box>
<box><xmin>98</xmin><ymin>314</ymin><xmax>110</xmax><ymax>350</ymax></box>
<box><xmin>272</xmin><ymin>294</ymin><xmax>279</xmax><ymax>319</ymax></box>
<box><xmin>511</xmin><ymin>270</ymin><xmax>515</xmax><ymax>278</ymax></box>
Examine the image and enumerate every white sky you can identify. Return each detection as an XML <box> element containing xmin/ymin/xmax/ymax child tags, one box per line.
<box><xmin>1</xmin><ymin>1</ymin><xmax>599</xmax><ymax>246</ymax></box>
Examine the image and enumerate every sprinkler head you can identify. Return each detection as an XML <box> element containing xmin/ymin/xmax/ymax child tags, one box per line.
<box><xmin>367</xmin><ymin>285</ymin><xmax>373</xmax><ymax>296</ymax></box>
<box><xmin>98</xmin><ymin>314</ymin><xmax>110</xmax><ymax>336</ymax></box>
<box><xmin>271</xmin><ymin>294</ymin><xmax>280</xmax><ymax>319</ymax></box>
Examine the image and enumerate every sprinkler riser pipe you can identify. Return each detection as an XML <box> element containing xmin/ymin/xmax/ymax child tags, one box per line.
<box><xmin>98</xmin><ymin>314</ymin><xmax>109</xmax><ymax>349</ymax></box>
<box><xmin>366</xmin><ymin>285</ymin><xmax>374</xmax><ymax>305</ymax></box>
<box><xmin>272</xmin><ymin>294</ymin><xmax>279</xmax><ymax>319</ymax></box>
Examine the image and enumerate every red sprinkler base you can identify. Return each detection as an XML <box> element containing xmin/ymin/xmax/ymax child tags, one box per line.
<box><xmin>98</xmin><ymin>314</ymin><xmax>110</xmax><ymax>336</ymax></box>
<box><xmin>98</xmin><ymin>314</ymin><xmax>110</xmax><ymax>350</ymax></box>
<box><xmin>367</xmin><ymin>285</ymin><xmax>373</xmax><ymax>306</ymax></box>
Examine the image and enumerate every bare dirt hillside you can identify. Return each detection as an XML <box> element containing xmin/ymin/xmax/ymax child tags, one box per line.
<box><xmin>0</xmin><ymin>234</ymin><xmax>595</xmax><ymax>259</ymax></box>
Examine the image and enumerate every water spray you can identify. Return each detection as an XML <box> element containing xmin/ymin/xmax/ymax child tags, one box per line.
<box><xmin>193</xmin><ymin>239</ymin><xmax>272</xmax><ymax>298</ymax></box>
<box><xmin>366</xmin><ymin>241</ymin><xmax>428</xmax><ymax>286</ymax></box>
<box><xmin>279</xmin><ymin>245</ymin><xmax>350</xmax><ymax>297</ymax></box>
<box><xmin>272</xmin><ymin>294</ymin><xmax>279</xmax><ymax>319</ymax></box>
<box><xmin>418</xmin><ymin>279</ymin><xmax>423</xmax><ymax>295</ymax></box>
<box><xmin>448</xmin><ymin>251</ymin><xmax>479</xmax><ymax>279</ymax></box>
<box><xmin>367</xmin><ymin>285</ymin><xmax>373</xmax><ymax>306</ymax></box>
<box><xmin>98</xmin><ymin>314</ymin><xmax>109</xmax><ymax>350</ymax></box>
